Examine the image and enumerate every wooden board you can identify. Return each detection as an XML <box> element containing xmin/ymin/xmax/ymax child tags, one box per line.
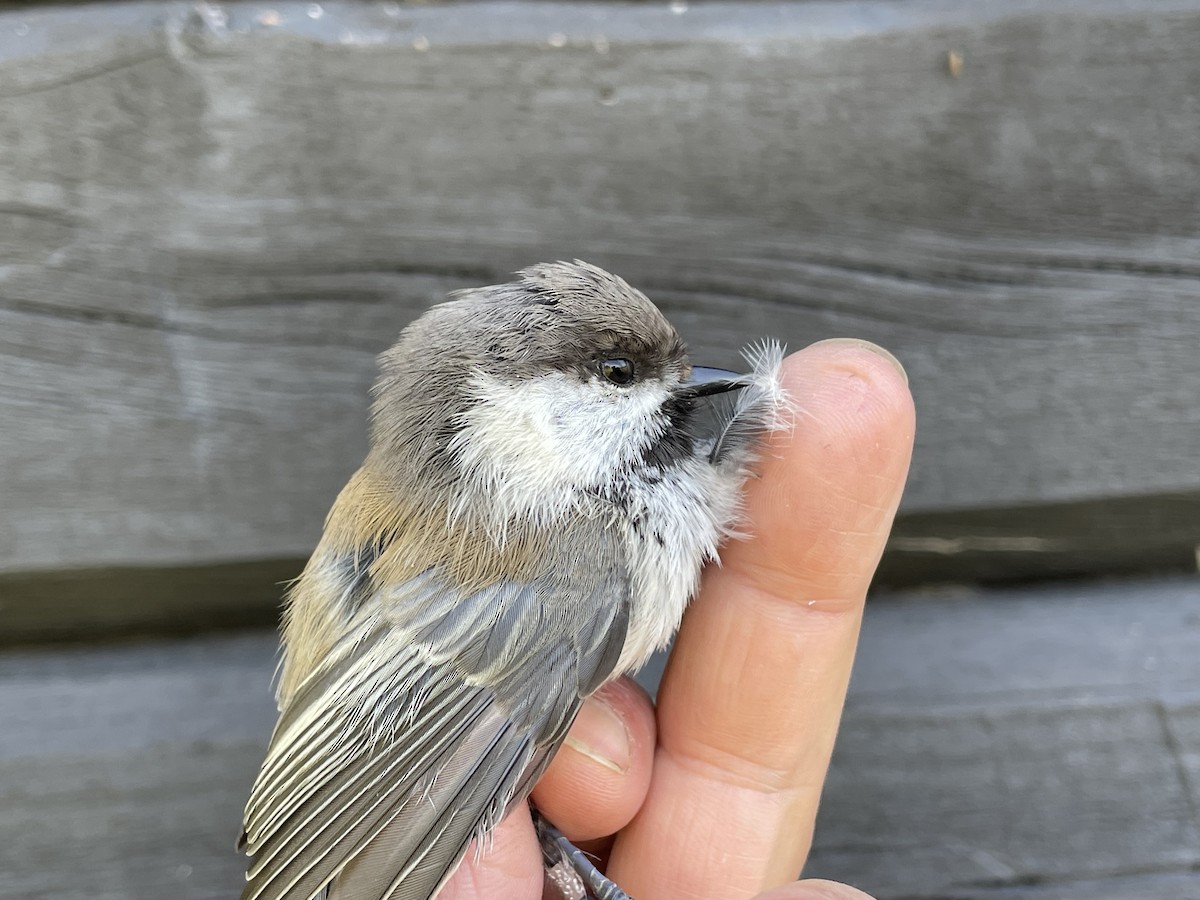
<box><xmin>7</xmin><ymin>491</ymin><xmax>1200</xmax><ymax>645</ymax></box>
<box><xmin>3</xmin><ymin>575</ymin><xmax>1197</xmax><ymax>899</ymax></box>
<box><xmin>2</xmin><ymin>0</ymin><xmax>1200</xmax><ymax>621</ymax></box>
<box><xmin>810</xmin><ymin>575</ymin><xmax>1200</xmax><ymax>897</ymax></box>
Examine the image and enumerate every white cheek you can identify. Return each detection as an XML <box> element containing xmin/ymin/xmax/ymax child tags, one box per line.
<box><xmin>450</xmin><ymin>371</ymin><xmax>669</xmax><ymax>530</ymax></box>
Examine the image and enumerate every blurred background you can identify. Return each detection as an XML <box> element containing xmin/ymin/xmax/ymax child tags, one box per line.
<box><xmin>1</xmin><ymin>1</ymin><xmax>1198</xmax><ymax>898</ymax></box>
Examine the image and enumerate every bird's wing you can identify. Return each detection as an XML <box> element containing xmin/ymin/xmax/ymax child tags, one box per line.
<box><xmin>239</xmin><ymin>560</ymin><xmax>629</xmax><ymax>900</ymax></box>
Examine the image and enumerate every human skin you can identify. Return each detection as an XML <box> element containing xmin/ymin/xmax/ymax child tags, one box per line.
<box><xmin>441</xmin><ymin>339</ymin><xmax>915</xmax><ymax>900</ymax></box>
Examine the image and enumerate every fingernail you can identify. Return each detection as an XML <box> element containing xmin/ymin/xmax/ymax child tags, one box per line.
<box><xmin>563</xmin><ymin>691</ymin><xmax>631</xmax><ymax>774</ymax></box>
<box><xmin>811</xmin><ymin>338</ymin><xmax>908</xmax><ymax>386</ymax></box>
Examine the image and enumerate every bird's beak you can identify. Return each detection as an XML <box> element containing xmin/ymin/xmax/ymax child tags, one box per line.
<box><xmin>674</xmin><ymin>366</ymin><xmax>750</xmax><ymax>400</ymax></box>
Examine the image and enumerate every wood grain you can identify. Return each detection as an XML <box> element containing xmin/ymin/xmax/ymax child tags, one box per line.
<box><xmin>5</xmin><ymin>489</ymin><xmax>1200</xmax><ymax>644</ymax></box>
<box><xmin>2</xmin><ymin>1</ymin><xmax>1199</xmax><ymax>602</ymax></box>
<box><xmin>3</xmin><ymin>576</ymin><xmax>1197</xmax><ymax>898</ymax></box>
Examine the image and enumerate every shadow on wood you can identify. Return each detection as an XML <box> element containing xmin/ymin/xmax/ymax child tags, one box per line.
<box><xmin>3</xmin><ymin>576</ymin><xmax>1197</xmax><ymax>899</ymax></box>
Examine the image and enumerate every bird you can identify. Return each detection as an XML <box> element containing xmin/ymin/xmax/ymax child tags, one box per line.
<box><xmin>237</xmin><ymin>260</ymin><xmax>787</xmax><ymax>900</ymax></box>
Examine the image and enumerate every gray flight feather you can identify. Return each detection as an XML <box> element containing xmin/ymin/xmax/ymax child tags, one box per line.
<box><xmin>239</xmin><ymin>536</ymin><xmax>630</xmax><ymax>900</ymax></box>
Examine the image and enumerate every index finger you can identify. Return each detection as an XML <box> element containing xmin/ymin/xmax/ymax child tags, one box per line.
<box><xmin>608</xmin><ymin>340</ymin><xmax>915</xmax><ymax>898</ymax></box>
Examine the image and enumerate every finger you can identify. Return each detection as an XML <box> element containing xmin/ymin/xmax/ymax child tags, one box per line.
<box><xmin>443</xmin><ymin>677</ymin><xmax>656</xmax><ymax>898</ymax></box>
<box><xmin>608</xmin><ymin>341</ymin><xmax>915</xmax><ymax>898</ymax></box>
<box><xmin>756</xmin><ymin>880</ymin><xmax>877</xmax><ymax>900</ymax></box>
<box><xmin>531</xmin><ymin>677</ymin><xmax>657</xmax><ymax>841</ymax></box>
<box><xmin>438</xmin><ymin>808</ymin><xmax>543</xmax><ymax>900</ymax></box>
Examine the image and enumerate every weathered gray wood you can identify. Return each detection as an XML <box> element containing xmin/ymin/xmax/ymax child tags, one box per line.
<box><xmin>0</xmin><ymin>559</ymin><xmax>293</xmax><ymax>644</ymax></box>
<box><xmin>963</xmin><ymin>872</ymin><xmax>1200</xmax><ymax>900</ymax></box>
<box><xmin>2</xmin><ymin>576</ymin><xmax>1197</xmax><ymax>898</ymax></box>
<box><xmin>808</xmin><ymin>576</ymin><xmax>1200</xmax><ymax>898</ymax></box>
<box><xmin>881</xmin><ymin>490</ymin><xmax>1200</xmax><ymax>586</ymax></box>
<box><xmin>3</xmin><ymin>1</ymin><xmax>1200</xmax><ymax>601</ymax></box>
<box><xmin>0</xmin><ymin>635</ymin><xmax>275</xmax><ymax>900</ymax></box>
<box><xmin>8</xmin><ymin>491</ymin><xmax>1200</xmax><ymax>644</ymax></box>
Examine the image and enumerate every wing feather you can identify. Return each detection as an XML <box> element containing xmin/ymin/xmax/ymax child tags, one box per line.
<box><xmin>244</xmin><ymin>654</ymin><xmax>492</xmax><ymax>898</ymax></box>
<box><xmin>244</xmin><ymin>651</ymin><xmax>425</xmax><ymax>850</ymax></box>
<box><xmin>337</xmin><ymin>708</ymin><xmax>530</xmax><ymax>900</ymax></box>
<box><xmin>240</xmin><ymin>554</ymin><xmax>629</xmax><ymax>900</ymax></box>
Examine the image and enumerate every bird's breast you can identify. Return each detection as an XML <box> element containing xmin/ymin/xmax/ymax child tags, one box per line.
<box><xmin>613</xmin><ymin>458</ymin><xmax>745</xmax><ymax>674</ymax></box>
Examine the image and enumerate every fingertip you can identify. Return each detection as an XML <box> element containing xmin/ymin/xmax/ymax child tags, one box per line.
<box><xmin>532</xmin><ymin>678</ymin><xmax>656</xmax><ymax>841</ymax></box>
<box><xmin>798</xmin><ymin>338</ymin><xmax>908</xmax><ymax>388</ymax></box>
<box><xmin>728</xmin><ymin>339</ymin><xmax>915</xmax><ymax>605</ymax></box>
<box><xmin>440</xmin><ymin>811</ymin><xmax>543</xmax><ymax>900</ymax></box>
<box><xmin>776</xmin><ymin>339</ymin><xmax>915</xmax><ymax>469</ymax></box>
<box><xmin>756</xmin><ymin>879</ymin><xmax>878</xmax><ymax>900</ymax></box>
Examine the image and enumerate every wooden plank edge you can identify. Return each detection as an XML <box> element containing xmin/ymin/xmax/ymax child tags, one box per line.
<box><xmin>880</xmin><ymin>489</ymin><xmax>1200</xmax><ymax>586</ymax></box>
<box><xmin>2</xmin><ymin>490</ymin><xmax>1197</xmax><ymax>645</ymax></box>
<box><xmin>0</xmin><ymin>559</ymin><xmax>297</xmax><ymax>646</ymax></box>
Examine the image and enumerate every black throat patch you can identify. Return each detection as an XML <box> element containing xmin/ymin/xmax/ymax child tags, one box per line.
<box><xmin>640</xmin><ymin>393</ymin><xmax>698</xmax><ymax>471</ymax></box>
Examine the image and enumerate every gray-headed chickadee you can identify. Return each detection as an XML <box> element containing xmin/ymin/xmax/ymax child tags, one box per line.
<box><xmin>239</xmin><ymin>261</ymin><xmax>787</xmax><ymax>900</ymax></box>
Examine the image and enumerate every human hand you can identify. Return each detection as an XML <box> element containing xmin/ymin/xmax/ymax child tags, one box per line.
<box><xmin>441</xmin><ymin>339</ymin><xmax>915</xmax><ymax>900</ymax></box>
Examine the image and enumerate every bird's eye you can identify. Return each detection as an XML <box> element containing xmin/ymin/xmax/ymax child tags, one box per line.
<box><xmin>600</xmin><ymin>358</ymin><xmax>636</xmax><ymax>386</ymax></box>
